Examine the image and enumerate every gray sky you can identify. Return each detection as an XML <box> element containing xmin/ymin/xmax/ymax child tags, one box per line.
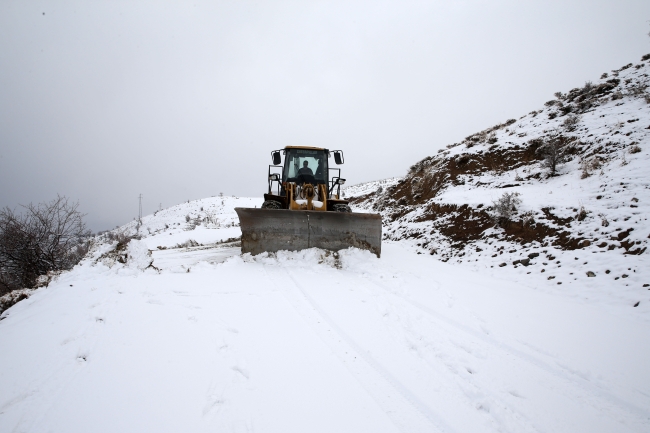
<box><xmin>1</xmin><ymin>0</ymin><xmax>649</xmax><ymax>231</ymax></box>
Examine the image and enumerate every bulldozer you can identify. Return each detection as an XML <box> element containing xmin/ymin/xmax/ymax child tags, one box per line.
<box><xmin>235</xmin><ymin>146</ymin><xmax>382</xmax><ymax>257</ymax></box>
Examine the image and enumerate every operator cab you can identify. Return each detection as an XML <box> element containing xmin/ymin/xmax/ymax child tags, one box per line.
<box><xmin>282</xmin><ymin>147</ymin><xmax>328</xmax><ymax>185</ymax></box>
<box><xmin>268</xmin><ymin>146</ymin><xmax>345</xmax><ymax>201</ymax></box>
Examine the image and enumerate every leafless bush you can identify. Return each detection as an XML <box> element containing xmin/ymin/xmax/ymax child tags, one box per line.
<box><xmin>203</xmin><ymin>211</ymin><xmax>219</xmax><ymax>225</ymax></box>
<box><xmin>491</xmin><ymin>192</ymin><xmax>521</xmax><ymax>228</ymax></box>
<box><xmin>629</xmin><ymin>145</ymin><xmax>642</xmax><ymax>154</ymax></box>
<box><xmin>0</xmin><ymin>196</ymin><xmax>91</xmax><ymax>294</ymax></box>
<box><xmin>626</xmin><ymin>82</ymin><xmax>648</xmax><ymax>97</ymax></box>
<box><xmin>576</xmin><ymin>206</ymin><xmax>588</xmax><ymax>221</ymax></box>
<box><xmin>599</xmin><ymin>213</ymin><xmax>609</xmax><ymax>227</ymax></box>
<box><xmin>562</xmin><ymin>114</ymin><xmax>581</xmax><ymax>132</ymax></box>
<box><xmin>176</xmin><ymin>239</ymin><xmax>200</xmax><ymax>249</ymax></box>
<box><xmin>521</xmin><ymin>211</ymin><xmax>535</xmax><ymax>227</ymax></box>
<box><xmin>580</xmin><ymin>157</ymin><xmax>601</xmax><ymax>179</ymax></box>
<box><xmin>185</xmin><ymin>216</ymin><xmax>203</xmax><ymax>230</ymax></box>
<box><xmin>106</xmin><ymin>229</ymin><xmax>138</xmax><ymax>250</ymax></box>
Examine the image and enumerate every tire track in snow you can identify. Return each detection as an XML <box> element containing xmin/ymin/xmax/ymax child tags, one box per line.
<box><xmin>264</xmin><ymin>265</ymin><xmax>455</xmax><ymax>433</ymax></box>
<box><xmin>363</xmin><ymin>275</ymin><xmax>650</xmax><ymax>430</ymax></box>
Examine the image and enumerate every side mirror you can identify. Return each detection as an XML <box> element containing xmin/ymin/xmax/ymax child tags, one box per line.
<box><xmin>272</xmin><ymin>151</ymin><xmax>281</xmax><ymax>165</ymax></box>
<box><xmin>269</xmin><ymin>173</ymin><xmax>280</xmax><ymax>181</ymax></box>
<box><xmin>334</xmin><ymin>151</ymin><xmax>344</xmax><ymax>165</ymax></box>
<box><xmin>336</xmin><ymin>178</ymin><xmax>346</xmax><ymax>185</ymax></box>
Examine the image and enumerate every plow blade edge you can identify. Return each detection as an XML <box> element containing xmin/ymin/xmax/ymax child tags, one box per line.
<box><xmin>235</xmin><ymin>208</ymin><xmax>382</xmax><ymax>257</ymax></box>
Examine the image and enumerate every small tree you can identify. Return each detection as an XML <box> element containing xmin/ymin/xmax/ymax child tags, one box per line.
<box><xmin>491</xmin><ymin>192</ymin><xmax>521</xmax><ymax>227</ymax></box>
<box><xmin>536</xmin><ymin>133</ymin><xmax>570</xmax><ymax>176</ymax></box>
<box><xmin>0</xmin><ymin>196</ymin><xmax>90</xmax><ymax>294</ymax></box>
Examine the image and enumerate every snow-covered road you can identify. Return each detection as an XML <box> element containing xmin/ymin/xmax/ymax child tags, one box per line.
<box><xmin>1</xmin><ymin>242</ymin><xmax>647</xmax><ymax>433</ymax></box>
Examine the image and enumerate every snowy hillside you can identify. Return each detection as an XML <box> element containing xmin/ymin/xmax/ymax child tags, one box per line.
<box><xmin>348</xmin><ymin>55</ymin><xmax>650</xmax><ymax>313</ymax></box>
<box><xmin>1</xmin><ymin>205</ymin><xmax>648</xmax><ymax>431</ymax></box>
<box><xmin>117</xmin><ymin>195</ymin><xmax>258</xmax><ymax>249</ymax></box>
<box><xmin>1</xmin><ymin>57</ymin><xmax>650</xmax><ymax>432</ymax></box>
<box><xmin>342</xmin><ymin>177</ymin><xmax>401</xmax><ymax>198</ymax></box>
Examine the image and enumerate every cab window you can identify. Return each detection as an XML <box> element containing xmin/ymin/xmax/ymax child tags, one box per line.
<box><xmin>283</xmin><ymin>149</ymin><xmax>328</xmax><ymax>183</ymax></box>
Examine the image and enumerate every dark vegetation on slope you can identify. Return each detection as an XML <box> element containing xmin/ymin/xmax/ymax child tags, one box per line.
<box><xmin>0</xmin><ymin>196</ymin><xmax>91</xmax><ymax>314</ymax></box>
<box><xmin>349</xmin><ymin>55</ymin><xmax>650</xmax><ymax>261</ymax></box>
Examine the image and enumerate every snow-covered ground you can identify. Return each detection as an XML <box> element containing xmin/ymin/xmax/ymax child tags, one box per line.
<box><xmin>0</xmin><ymin>197</ymin><xmax>648</xmax><ymax>433</ymax></box>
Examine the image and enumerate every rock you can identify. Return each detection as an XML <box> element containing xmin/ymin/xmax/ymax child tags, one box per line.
<box><xmin>528</xmin><ymin>252</ymin><xmax>539</xmax><ymax>258</ymax></box>
<box><xmin>633</xmin><ymin>301</ymin><xmax>640</xmax><ymax>307</ymax></box>
<box><xmin>548</xmin><ymin>276</ymin><xmax>555</xmax><ymax>280</ymax></box>
<box><xmin>520</xmin><ymin>258</ymin><xmax>530</xmax><ymax>266</ymax></box>
<box><xmin>513</xmin><ymin>260</ymin><xmax>521</xmax><ymax>266</ymax></box>
<box><xmin>644</xmin><ymin>284</ymin><xmax>649</xmax><ymax>287</ymax></box>
<box><xmin>499</xmin><ymin>263</ymin><xmax>507</xmax><ymax>267</ymax></box>
<box><xmin>622</xmin><ymin>274</ymin><xmax>629</xmax><ymax>278</ymax></box>
<box><xmin>586</xmin><ymin>271</ymin><xmax>596</xmax><ymax>277</ymax></box>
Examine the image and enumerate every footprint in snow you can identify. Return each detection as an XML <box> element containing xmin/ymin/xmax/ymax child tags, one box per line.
<box><xmin>231</xmin><ymin>366</ymin><xmax>249</xmax><ymax>379</ymax></box>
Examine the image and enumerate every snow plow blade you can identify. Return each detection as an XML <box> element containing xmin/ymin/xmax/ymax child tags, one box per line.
<box><xmin>235</xmin><ymin>208</ymin><xmax>382</xmax><ymax>257</ymax></box>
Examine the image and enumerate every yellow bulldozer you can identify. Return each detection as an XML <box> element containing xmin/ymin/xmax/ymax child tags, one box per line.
<box><xmin>235</xmin><ymin>146</ymin><xmax>382</xmax><ymax>257</ymax></box>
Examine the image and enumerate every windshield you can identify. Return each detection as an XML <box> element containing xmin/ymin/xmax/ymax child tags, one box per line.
<box><xmin>283</xmin><ymin>148</ymin><xmax>328</xmax><ymax>184</ymax></box>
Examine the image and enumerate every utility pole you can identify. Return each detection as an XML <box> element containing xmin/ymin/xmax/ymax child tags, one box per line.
<box><xmin>138</xmin><ymin>194</ymin><xmax>143</xmax><ymax>222</ymax></box>
<box><xmin>137</xmin><ymin>194</ymin><xmax>143</xmax><ymax>232</ymax></box>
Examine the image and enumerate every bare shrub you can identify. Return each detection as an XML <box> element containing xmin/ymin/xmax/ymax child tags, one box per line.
<box><xmin>176</xmin><ymin>239</ymin><xmax>200</xmax><ymax>249</ymax></box>
<box><xmin>0</xmin><ymin>196</ymin><xmax>90</xmax><ymax>294</ymax></box>
<box><xmin>626</xmin><ymin>82</ymin><xmax>648</xmax><ymax>97</ymax></box>
<box><xmin>580</xmin><ymin>157</ymin><xmax>601</xmax><ymax>179</ymax></box>
<box><xmin>105</xmin><ymin>228</ymin><xmax>138</xmax><ymax>248</ymax></box>
<box><xmin>521</xmin><ymin>211</ymin><xmax>535</xmax><ymax>227</ymax></box>
<box><xmin>562</xmin><ymin>114</ymin><xmax>581</xmax><ymax>132</ymax></box>
<box><xmin>629</xmin><ymin>145</ymin><xmax>642</xmax><ymax>154</ymax></box>
<box><xmin>491</xmin><ymin>192</ymin><xmax>522</xmax><ymax>228</ymax></box>
<box><xmin>576</xmin><ymin>206</ymin><xmax>588</xmax><ymax>221</ymax></box>
<box><xmin>599</xmin><ymin>214</ymin><xmax>609</xmax><ymax>227</ymax></box>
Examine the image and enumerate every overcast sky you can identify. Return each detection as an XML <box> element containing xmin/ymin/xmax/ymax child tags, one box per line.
<box><xmin>1</xmin><ymin>0</ymin><xmax>649</xmax><ymax>231</ymax></box>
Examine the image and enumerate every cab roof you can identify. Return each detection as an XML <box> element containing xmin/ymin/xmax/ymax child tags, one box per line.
<box><xmin>284</xmin><ymin>146</ymin><xmax>326</xmax><ymax>151</ymax></box>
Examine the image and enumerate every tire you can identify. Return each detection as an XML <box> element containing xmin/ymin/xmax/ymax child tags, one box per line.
<box><xmin>332</xmin><ymin>204</ymin><xmax>351</xmax><ymax>213</ymax></box>
<box><xmin>261</xmin><ymin>200</ymin><xmax>283</xmax><ymax>209</ymax></box>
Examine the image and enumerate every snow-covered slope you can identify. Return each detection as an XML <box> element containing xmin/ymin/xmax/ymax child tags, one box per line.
<box><xmin>347</xmin><ymin>55</ymin><xmax>650</xmax><ymax>313</ymax></box>
<box><xmin>1</xmin><ymin>236</ymin><xmax>648</xmax><ymax>432</ymax></box>
<box><xmin>117</xmin><ymin>195</ymin><xmax>258</xmax><ymax>249</ymax></box>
